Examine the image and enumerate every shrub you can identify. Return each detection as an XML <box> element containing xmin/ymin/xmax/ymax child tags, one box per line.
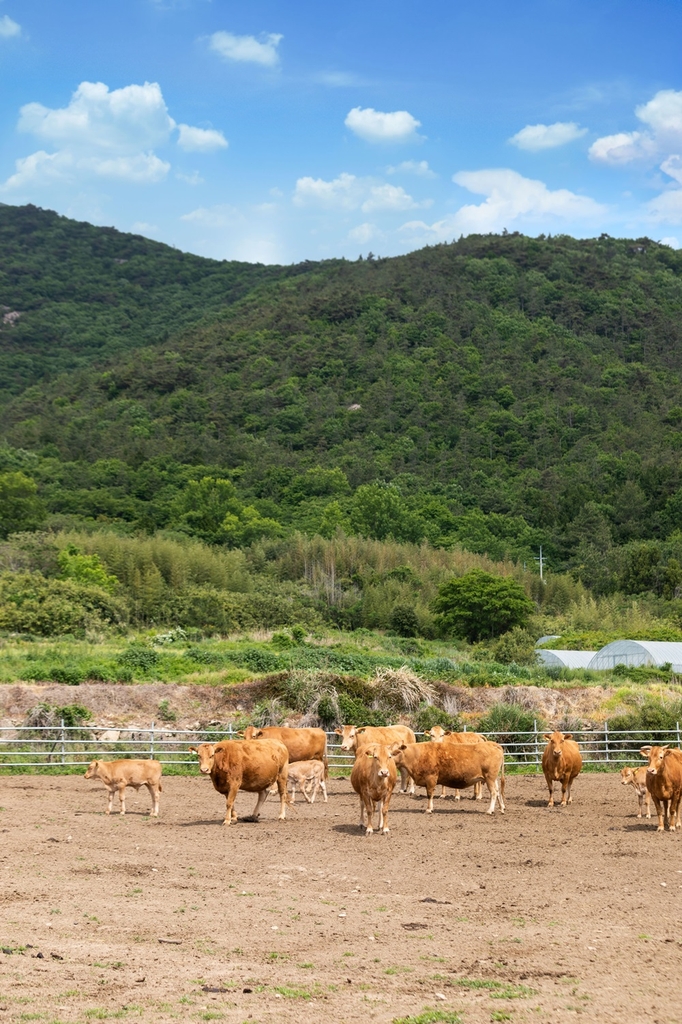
<box><xmin>338</xmin><ymin>692</ymin><xmax>387</xmax><ymax>727</ymax></box>
<box><xmin>414</xmin><ymin>704</ymin><xmax>462</xmax><ymax>734</ymax></box>
<box><xmin>0</xmin><ymin>571</ymin><xmax>128</xmax><ymax>636</ymax></box>
<box><xmin>117</xmin><ymin>643</ymin><xmax>159</xmax><ymax>671</ymax></box>
<box><xmin>492</xmin><ymin>628</ymin><xmax>539</xmax><ymax>665</ymax></box>
<box><xmin>433</xmin><ymin>570</ymin><xmax>534</xmax><ymax>642</ymax></box>
<box><xmin>390</xmin><ymin>603</ymin><xmax>419</xmax><ymax>637</ymax></box>
<box><xmin>48</xmin><ymin>665</ymin><xmax>86</xmax><ymax>686</ymax></box>
<box><xmin>608</xmin><ymin>696</ymin><xmax>682</xmax><ymax>744</ymax></box>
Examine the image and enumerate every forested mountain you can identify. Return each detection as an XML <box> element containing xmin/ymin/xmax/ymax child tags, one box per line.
<box><xmin>3</xmin><ymin>203</ymin><xmax>682</xmax><ymax>594</ymax></box>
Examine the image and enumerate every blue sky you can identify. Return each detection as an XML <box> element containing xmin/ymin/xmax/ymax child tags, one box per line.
<box><xmin>3</xmin><ymin>0</ymin><xmax>682</xmax><ymax>263</ymax></box>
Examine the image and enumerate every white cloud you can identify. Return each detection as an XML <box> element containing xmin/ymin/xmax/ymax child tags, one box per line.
<box><xmin>315</xmin><ymin>71</ymin><xmax>366</xmax><ymax>87</ymax></box>
<box><xmin>348</xmin><ymin>222</ymin><xmax>380</xmax><ymax>244</ymax></box>
<box><xmin>132</xmin><ymin>221</ymin><xmax>158</xmax><ymax>234</ymax></box>
<box><xmin>209</xmin><ymin>31</ymin><xmax>282</xmax><ymax>67</ymax></box>
<box><xmin>661</xmin><ymin>154</ymin><xmax>682</xmax><ymax>185</ymax></box>
<box><xmin>660</xmin><ymin>236</ymin><xmax>680</xmax><ymax>248</ymax></box>
<box><xmin>386</xmin><ymin>159</ymin><xmax>436</xmax><ymax>178</ymax></box>
<box><xmin>293</xmin><ymin>172</ymin><xmax>429</xmax><ymax>213</ymax></box>
<box><xmin>176</xmin><ymin>169</ymin><xmax>204</xmax><ymax>185</ymax></box>
<box><xmin>509</xmin><ymin>121</ymin><xmax>588</xmax><ymax>151</ymax></box>
<box><xmin>1</xmin><ymin>80</ymin><xmax>224</xmax><ymax>193</ymax></box>
<box><xmin>177</xmin><ymin>123</ymin><xmax>228</xmax><ymax>152</ymax></box>
<box><xmin>344</xmin><ymin>106</ymin><xmax>422</xmax><ymax>144</ymax></box>
<box><xmin>181</xmin><ymin>204</ymin><xmax>240</xmax><ymax>227</ymax></box>
<box><xmin>590</xmin><ymin>89</ymin><xmax>682</xmax><ymax>165</ymax></box>
<box><xmin>0</xmin><ymin>14</ymin><xmax>20</xmax><ymax>37</ymax></box>
<box><xmin>400</xmin><ymin>168</ymin><xmax>605</xmax><ymax>242</ymax></box>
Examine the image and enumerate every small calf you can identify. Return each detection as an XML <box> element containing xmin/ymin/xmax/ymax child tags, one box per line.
<box><xmin>84</xmin><ymin>759</ymin><xmax>163</xmax><ymax>816</ymax></box>
<box><xmin>620</xmin><ymin>765</ymin><xmax>651</xmax><ymax>819</ymax></box>
<box><xmin>270</xmin><ymin>759</ymin><xmax>327</xmax><ymax>804</ymax></box>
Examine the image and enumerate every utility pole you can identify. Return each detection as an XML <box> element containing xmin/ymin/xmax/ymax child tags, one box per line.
<box><xmin>535</xmin><ymin>546</ymin><xmax>544</xmax><ymax>582</ymax></box>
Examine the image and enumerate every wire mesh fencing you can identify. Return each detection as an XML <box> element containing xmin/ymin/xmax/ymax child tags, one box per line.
<box><xmin>1</xmin><ymin>721</ymin><xmax>681</xmax><ymax>773</ymax></box>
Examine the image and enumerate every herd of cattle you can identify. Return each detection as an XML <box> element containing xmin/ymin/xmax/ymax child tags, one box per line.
<box><xmin>83</xmin><ymin>724</ymin><xmax>682</xmax><ymax>834</ymax></box>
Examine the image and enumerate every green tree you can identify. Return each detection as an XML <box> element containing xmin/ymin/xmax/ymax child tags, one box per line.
<box><xmin>349</xmin><ymin>484</ymin><xmax>422</xmax><ymax>542</ymax></box>
<box><xmin>58</xmin><ymin>545</ymin><xmax>118</xmax><ymax>592</ymax></box>
<box><xmin>0</xmin><ymin>472</ymin><xmax>46</xmax><ymax>539</ymax></box>
<box><xmin>433</xmin><ymin>569</ymin><xmax>534</xmax><ymax>642</ymax></box>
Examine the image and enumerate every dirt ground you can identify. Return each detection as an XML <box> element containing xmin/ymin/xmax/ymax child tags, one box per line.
<box><xmin>0</xmin><ymin>773</ymin><xmax>680</xmax><ymax>1024</ymax></box>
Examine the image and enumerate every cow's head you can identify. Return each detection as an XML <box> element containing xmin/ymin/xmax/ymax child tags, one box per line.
<box><xmin>544</xmin><ymin>731</ymin><xmax>571</xmax><ymax>758</ymax></box>
<box><xmin>640</xmin><ymin>745</ymin><xmax>670</xmax><ymax>776</ymax></box>
<box><xmin>189</xmin><ymin>743</ymin><xmax>216</xmax><ymax>775</ymax></box>
<box><xmin>389</xmin><ymin>742</ymin><xmax>408</xmax><ymax>767</ymax></box>
<box><xmin>334</xmin><ymin>725</ymin><xmax>358</xmax><ymax>751</ymax></box>
<box><xmin>428</xmin><ymin>726</ymin><xmax>449</xmax><ymax>742</ymax></box>
<box><xmin>364</xmin><ymin>743</ymin><xmax>393</xmax><ymax>778</ymax></box>
<box><xmin>84</xmin><ymin>760</ymin><xmax>101</xmax><ymax>780</ymax></box>
<box><xmin>620</xmin><ymin>766</ymin><xmax>636</xmax><ymax>785</ymax></box>
<box><xmin>241</xmin><ymin>726</ymin><xmax>256</xmax><ymax>741</ymax></box>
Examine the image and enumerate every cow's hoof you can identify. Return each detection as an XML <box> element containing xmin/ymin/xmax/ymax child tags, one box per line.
<box><xmin>657</xmin><ymin>826</ymin><xmax>665</xmax><ymax>832</ymax></box>
<box><xmin>365</xmin><ymin>827</ymin><xmax>374</xmax><ymax>835</ymax></box>
<box><xmin>382</xmin><ymin>827</ymin><xmax>390</xmax><ymax>834</ymax></box>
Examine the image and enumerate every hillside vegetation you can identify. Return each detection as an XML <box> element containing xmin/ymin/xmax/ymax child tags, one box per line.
<box><xmin>2</xmin><ymin>205</ymin><xmax>682</xmax><ymax>672</ymax></box>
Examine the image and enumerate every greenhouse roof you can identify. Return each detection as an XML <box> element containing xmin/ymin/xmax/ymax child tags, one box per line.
<box><xmin>537</xmin><ymin>649</ymin><xmax>596</xmax><ymax>669</ymax></box>
<box><xmin>587</xmin><ymin>640</ymin><xmax>682</xmax><ymax>672</ymax></box>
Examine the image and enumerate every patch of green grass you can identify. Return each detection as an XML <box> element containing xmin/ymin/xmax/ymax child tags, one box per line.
<box><xmin>491</xmin><ymin>1013</ymin><xmax>512</xmax><ymax>1022</ymax></box>
<box><xmin>385</xmin><ymin>966</ymin><xmax>414</xmax><ymax>975</ymax></box>
<box><xmin>393</xmin><ymin>1010</ymin><xmax>463</xmax><ymax>1024</ymax></box>
<box><xmin>453</xmin><ymin>979</ymin><xmax>537</xmax><ymax>1000</ymax></box>
<box><xmin>272</xmin><ymin>985</ymin><xmax>320</xmax><ymax>1000</ymax></box>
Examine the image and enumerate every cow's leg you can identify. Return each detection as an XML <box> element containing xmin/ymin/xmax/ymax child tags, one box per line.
<box><xmin>668</xmin><ymin>791</ymin><xmax>681</xmax><ymax>831</ymax></box>
<box><xmin>364</xmin><ymin>793</ymin><xmax>375</xmax><ymax>834</ymax></box>
<box><xmin>545</xmin><ymin>774</ymin><xmax>554</xmax><ymax>808</ymax></box>
<box><xmin>398</xmin><ymin>766</ymin><xmax>410</xmax><ymax>793</ymax></box>
<box><xmin>106</xmin><ymin>786</ymin><xmax>114</xmax><ymax>815</ymax></box>
<box><xmin>380</xmin><ymin>790</ymin><xmax>393</xmax><ymax>834</ymax></box>
<box><xmin>224</xmin><ymin>781</ymin><xmax>240</xmax><ymax>825</ymax></box>
<box><xmin>474</xmin><ymin>781</ymin><xmax>483</xmax><ymax>801</ymax></box>
<box><xmin>320</xmin><ymin>778</ymin><xmax>328</xmax><ymax>803</ymax></box>
<box><xmin>485</xmin><ymin>776</ymin><xmax>497</xmax><ymax>815</ymax></box>
<box><xmin>251</xmin><ymin>787</ymin><xmax>270</xmax><ymax>822</ymax></box>
<box><xmin>425</xmin><ymin>777</ymin><xmax>437</xmax><ymax>813</ymax></box>
<box><xmin>358</xmin><ymin>796</ymin><xmax>365</xmax><ymax>830</ymax></box>
<box><xmin>118</xmin><ymin>783</ymin><xmax>127</xmax><ymax>815</ymax></box>
<box><xmin>289</xmin><ymin>779</ymin><xmax>297</xmax><ymax>804</ymax></box>
<box><xmin>147</xmin><ymin>782</ymin><xmax>160</xmax><ymax>817</ymax></box>
<box><xmin>439</xmin><ymin>785</ymin><xmax>446</xmax><ymax>799</ymax></box>
<box><xmin>565</xmin><ymin>774</ymin><xmax>576</xmax><ymax>805</ymax></box>
<box><xmin>651</xmin><ymin>793</ymin><xmax>665</xmax><ymax>832</ymax></box>
<box><xmin>636</xmin><ymin>790</ymin><xmax>643</xmax><ymax>818</ymax></box>
<box><xmin>275</xmin><ymin>769</ymin><xmax>288</xmax><ymax>821</ymax></box>
<box><xmin>645</xmin><ymin>789</ymin><xmax>652</xmax><ymax>819</ymax></box>
<box><xmin>497</xmin><ymin>775</ymin><xmax>506</xmax><ymax>813</ymax></box>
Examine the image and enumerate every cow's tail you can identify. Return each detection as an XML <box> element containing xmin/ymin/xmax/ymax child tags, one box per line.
<box><xmin>159</xmin><ymin>782</ymin><xmax>163</xmax><ymax>792</ymax></box>
<box><xmin>323</xmin><ymin>752</ymin><xmax>329</xmax><ymax>780</ymax></box>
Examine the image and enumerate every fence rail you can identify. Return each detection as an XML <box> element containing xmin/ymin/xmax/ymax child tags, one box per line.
<box><xmin>1</xmin><ymin>721</ymin><xmax>681</xmax><ymax>772</ymax></box>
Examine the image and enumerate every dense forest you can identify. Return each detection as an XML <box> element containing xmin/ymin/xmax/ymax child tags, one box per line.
<box><xmin>3</xmin><ymin>203</ymin><xmax>682</xmax><ymax>610</ymax></box>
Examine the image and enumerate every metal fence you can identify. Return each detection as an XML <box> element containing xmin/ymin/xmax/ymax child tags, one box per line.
<box><xmin>1</xmin><ymin>721</ymin><xmax>681</xmax><ymax>772</ymax></box>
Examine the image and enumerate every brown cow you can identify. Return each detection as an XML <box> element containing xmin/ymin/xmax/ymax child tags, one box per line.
<box><xmin>189</xmin><ymin>739</ymin><xmax>289</xmax><ymax>825</ymax></box>
<box><xmin>335</xmin><ymin>724</ymin><xmax>416</xmax><ymax>793</ymax></box>
<box><xmin>428</xmin><ymin>726</ymin><xmax>485</xmax><ymax>800</ymax></box>
<box><xmin>84</xmin><ymin>759</ymin><xmax>162</xmax><ymax>816</ymax></box>
<box><xmin>391</xmin><ymin>740</ymin><xmax>505</xmax><ymax>814</ymax></box>
<box><xmin>242</xmin><ymin>726</ymin><xmax>327</xmax><ymax>775</ymax></box>
<box><xmin>620</xmin><ymin>765</ymin><xmax>651</xmax><ymax>819</ymax></box>
<box><xmin>640</xmin><ymin>746</ymin><xmax>682</xmax><ymax>832</ymax></box>
<box><xmin>350</xmin><ymin>743</ymin><xmax>398</xmax><ymax>835</ymax></box>
<box><xmin>542</xmin><ymin>732</ymin><xmax>582</xmax><ymax>807</ymax></box>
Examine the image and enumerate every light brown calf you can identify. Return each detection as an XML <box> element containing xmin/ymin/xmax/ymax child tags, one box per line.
<box><xmin>269</xmin><ymin>759</ymin><xmax>328</xmax><ymax>803</ymax></box>
<box><xmin>350</xmin><ymin>743</ymin><xmax>398</xmax><ymax>835</ymax></box>
<box><xmin>335</xmin><ymin>724</ymin><xmax>416</xmax><ymax>793</ymax></box>
<box><xmin>189</xmin><ymin>739</ymin><xmax>289</xmax><ymax>825</ymax></box>
<box><xmin>620</xmin><ymin>765</ymin><xmax>651</xmax><ymax>819</ymax></box>
<box><xmin>640</xmin><ymin>745</ymin><xmax>682</xmax><ymax>832</ymax></box>
<box><xmin>84</xmin><ymin>759</ymin><xmax>162</xmax><ymax>816</ymax></box>
<box><xmin>392</xmin><ymin>740</ymin><xmax>505</xmax><ymax>815</ymax></box>
<box><xmin>542</xmin><ymin>732</ymin><xmax>582</xmax><ymax>807</ymax></box>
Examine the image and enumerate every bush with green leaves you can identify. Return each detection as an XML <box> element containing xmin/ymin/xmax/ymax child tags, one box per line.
<box><xmin>390</xmin><ymin>603</ymin><xmax>420</xmax><ymax>637</ymax></box>
<box><xmin>117</xmin><ymin>643</ymin><xmax>159</xmax><ymax>671</ymax></box>
<box><xmin>0</xmin><ymin>571</ymin><xmax>127</xmax><ymax>636</ymax></box>
<box><xmin>607</xmin><ymin>696</ymin><xmax>682</xmax><ymax>744</ymax></box>
<box><xmin>492</xmin><ymin>628</ymin><xmax>539</xmax><ymax>665</ymax></box>
<box><xmin>433</xmin><ymin>570</ymin><xmax>534</xmax><ymax>642</ymax></box>
<box><xmin>414</xmin><ymin>703</ymin><xmax>462</xmax><ymax>734</ymax></box>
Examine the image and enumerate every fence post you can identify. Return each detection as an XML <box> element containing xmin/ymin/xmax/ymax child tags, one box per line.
<box><xmin>60</xmin><ymin>717</ymin><xmax>66</xmax><ymax>767</ymax></box>
<box><xmin>604</xmin><ymin>721</ymin><xmax>609</xmax><ymax>762</ymax></box>
<box><xmin>150</xmin><ymin>721</ymin><xmax>155</xmax><ymax>760</ymax></box>
<box><xmin>533</xmin><ymin>719</ymin><xmax>539</xmax><ymax>764</ymax></box>
<box><xmin>678</xmin><ymin>721</ymin><xmax>681</xmax><ymax>748</ymax></box>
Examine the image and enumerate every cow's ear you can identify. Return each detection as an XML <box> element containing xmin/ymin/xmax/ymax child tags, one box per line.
<box><xmin>188</xmin><ymin>747</ymin><xmax>197</xmax><ymax>754</ymax></box>
<box><xmin>365</xmin><ymin>749</ymin><xmax>374</xmax><ymax>757</ymax></box>
<box><xmin>334</xmin><ymin>729</ymin><xmax>342</xmax><ymax>735</ymax></box>
<box><xmin>640</xmin><ymin>746</ymin><xmax>652</xmax><ymax>757</ymax></box>
<box><xmin>444</xmin><ymin>729</ymin><xmax>451</xmax><ymax>735</ymax></box>
<box><xmin>387</xmin><ymin>751</ymin><xmax>393</xmax><ymax>758</ymax></box>
<box><xmin>400</xmin><ymin>743</ymin><xmax>407</xmax><ymax>751</ymax></box>
<box><xmin>543</xmin><ymin>734</ymin><xmax>552</xmax><ymax>740</ymax></box>
<box><xmin>564</xmin><ymin>733</ymin><xmax>572</xmax><ymax>740</ymax></box>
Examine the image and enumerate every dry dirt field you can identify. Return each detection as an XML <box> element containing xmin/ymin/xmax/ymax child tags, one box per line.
<box><xmin>0</xmin><ymin>772</ymin><xmax>680</xmax><ymax>1024</ymax></box>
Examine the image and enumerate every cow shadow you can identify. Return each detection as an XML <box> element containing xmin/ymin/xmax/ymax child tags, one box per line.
<box><xmin>525</xmin><ymin>799</ymin><xmax>551</xmax><ymax>807</ymax></box>
<box><xmin>332</xmin><ymin>823</ymin><xmax>366</xmax><ymax>836</ymax></box>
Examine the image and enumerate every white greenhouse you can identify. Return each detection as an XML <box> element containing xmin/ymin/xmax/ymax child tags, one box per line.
<box><xmin>537</xmin><ymin>649</ymin><xmax>596</xmax><ymax>669</ymax></box>
<box><xmin>587</xmin><ymin>640</ymin><xmax>682</xmax><ymax>672</ymax></box>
